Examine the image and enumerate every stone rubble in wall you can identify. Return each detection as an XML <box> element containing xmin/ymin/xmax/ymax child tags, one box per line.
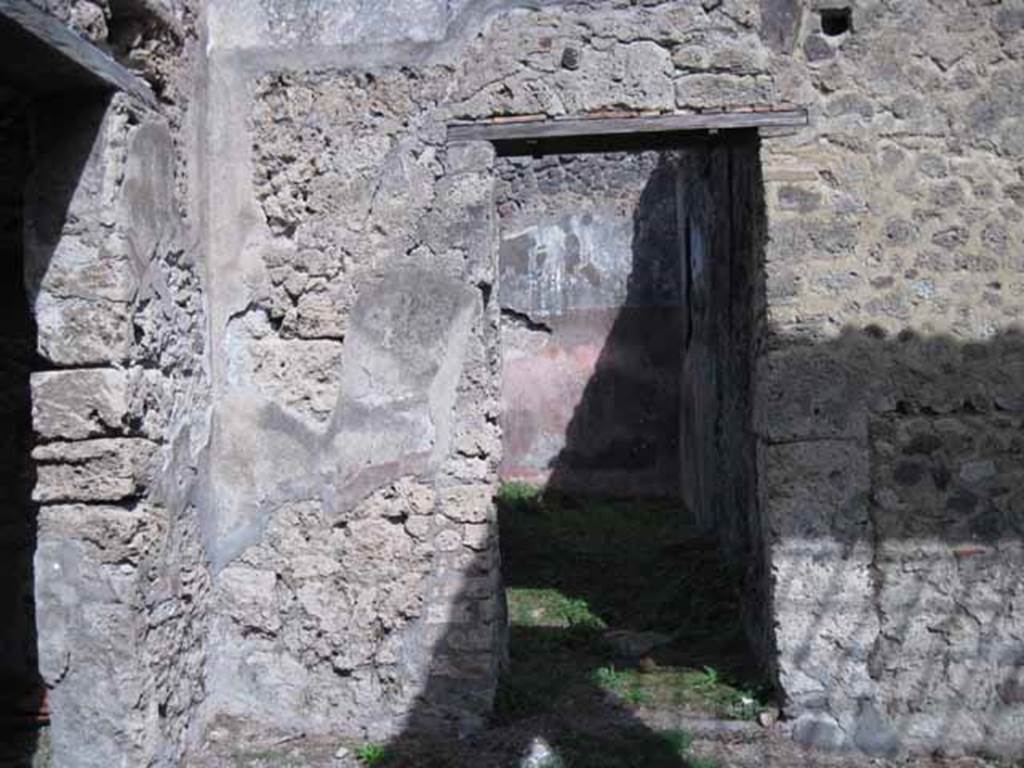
<box><xmin>208</xmin><ymin>476</ymin><xmax>501</xmax><ymax>738</ymax></box>
<box><xmin>239</xmin><ymin>69</ymin><xmax>498</xmax><ymax>426</ymax></box>
<box><xmin>224</xmin><ymin>0</ymin><xmax>1024</xmax><ymax>753</ymax></box>
<box><xmin>751</xmin><ymin>1</ymin><xmax>1024</xmax><ymax>749</ymax></box>
<box><xmin>16</xmin><ymin>0</ymin><xmax>1022</xmax><ymax>761</ymax></box>
<box><xmin>494</xmin><ymin>151</ymin><xmax>664</xmax><ymax>221</ymax></box>
<box><xmin>26</xmin><ymin>23</ymin><xmax>211</xmax><ymax>758</ymax></box>
<box><xmin>761</xmin><ymin>330</ymin><xmax>1024</xmax><ymax>754</ymax></box>
<box><xmin>200</xmin><ymin>64</ymin><xmax>507</xmax><ymax>739</ymax></box>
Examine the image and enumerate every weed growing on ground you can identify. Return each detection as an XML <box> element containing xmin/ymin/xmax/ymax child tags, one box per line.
<box><xmin>497</xmin><ymin>481</ymin><xmax>542</xmax><ymax>506</ymax></box>
<box><xmin>507</xmin><ymin>588</ymin><xmax>606</xmax><ymax>631</ymax></box>
<box><xmin>591</xmin><ymin>664</ymin><xmax>652</xmax><ymax>705</ymax></box>
<box><xmin>592</xmin><ymin>664</ymin><xmax>627</xmax><ymax>691</ymax></box>
<box><xmin>623</xmin><ymin>687</ymin><xmax>652</xmax><ymax>705</ymax></box>
<box><xmin>699</xmin><ymin>666</ymin><xmax>719</xmax><ymax>687</ymax></box>
<box><xmin>356</xmin><ymin>744</ymin><xmax>388</xmax><ymax>765</ymax></box>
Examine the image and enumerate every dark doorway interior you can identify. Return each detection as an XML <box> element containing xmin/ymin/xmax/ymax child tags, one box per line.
<box><xmin>0</xmin><ymin>83</ymin><xmax>43</xmax><ymax>757</ymax></box>
<box><xmin>493</xmin><ymin>133</ymin><xmax>771</xmax><ymax>766</ymax></box>
<box><xmin>0</xmin><ymin>9</ymin><xmax>121</xmax><ymax>759</ymax></box>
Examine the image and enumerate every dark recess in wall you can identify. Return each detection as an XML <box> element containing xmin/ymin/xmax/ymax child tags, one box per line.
<box><xmin>492</xmin><ymin>129</ymin><xmax>722</xmax><ymax>158</ymax></box>
<box><xmin>0</xmin><ymin>31</ymin><xmax>113</xmax><ymax>754</ymax></box>
<box><xmin>820</xmin><ymin>7</ymin><xmax>852</xmax><ymax>37</ymax></box>
<box><xmin>0</xmin><ymin>85</ymin><xmax>42</xmax><ymax>736</ymax></box>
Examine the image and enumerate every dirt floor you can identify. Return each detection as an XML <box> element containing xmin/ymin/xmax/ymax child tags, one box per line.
<box><xmin>191</xmin><ymin>711</ymin><xmax>1014</xmax><ymax>768</ymax></box>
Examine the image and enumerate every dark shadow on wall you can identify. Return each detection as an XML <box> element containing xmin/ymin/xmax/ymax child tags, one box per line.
<box><xmin>759</xmin><ymin>325</ymin><xmax>1024</xmax><ymax>757</ymax></box>
<box><xmin>0</xmin><ymin>86</ymin><xmax>43</xmax><ymax>765</ymax></box>
<box><xmin>544</xmin><ymin>153</ymin><xmax>683</xmax><ymax>498</ymax></box>
<box><xmin>496</xmin><ymin>138</ymin><xmax>690</xmax><ymax>499</ymax></box>
<box><xmin>0</xmin><ymin>89</ymin><xmax>111</xmax><ymax>765</ymax></box>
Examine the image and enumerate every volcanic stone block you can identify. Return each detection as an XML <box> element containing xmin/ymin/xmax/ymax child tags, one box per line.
<box><xmin>35</xmin><ymin>504</ymin><xmax>160</xmax><ymax>768</ymax></box>
<box><xmin>34</xmin><ymin>293</ymin><xmax>133</xmax><ymax>366</ymax></box>
<box><xmin>765</xmin><ymin>438</ymin><xmax>870</xmax><ymax>540</ymax></box>
<box><xmin>758</xmin><ymin>348</ymin><xmax>868</xmax><ymax>441</ymax></box>
<box><xmin>675</xmin><ymin>73</ymin><xmax>773</xmax><ymax>109</ymax></box>
<box><xmin>31</xmin><ymin>368</ymin><xmax>130</xmax><ymax>440</ymax></box>
<box><xmin>32</xmin><ymin>438</ymin><xmax>158</xmax><ymax>503</ymax></box>
<box><xmin>439</xmin><ymin>485</ymin><xmax>493</xmax><ymax>523</ymax></box>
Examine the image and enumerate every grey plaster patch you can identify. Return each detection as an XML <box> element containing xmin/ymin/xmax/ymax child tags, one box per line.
<box><xmin>205</xmin><ymin>268</ymin><xmax>478</xmax><ymax>571</ymax></box>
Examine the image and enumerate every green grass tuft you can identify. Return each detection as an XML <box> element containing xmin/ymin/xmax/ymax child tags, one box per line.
<box><xmin>506</xmin><ymin>588</ymin><xmax>606</xmax><ymax>631</ymax></box>
<box><xmin>591</xmin><ymin>664</ymin><xmax>627</xmax><ymax>691</ymax></box>
<box><xmin>497</xmin><ymin>481</ymin><xmax>542</xmax><ymax>506</ymax></box>
<box><xmin>356</xmin><ymin>744</ymin><xmax>389</xmax><ymax>765</ymax></box>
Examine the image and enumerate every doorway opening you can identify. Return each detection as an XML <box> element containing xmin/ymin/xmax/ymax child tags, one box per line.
<box><xmin>494</xmin><ymin>131</ymin><xmax>772</xmax><ymax>764</ymax></box>
<box><xmin>0</xmin><ymin>8</ymin><xmax>126</xmax><ymax>756</ymax></box>
<box><xmin>0</xmin><ymin>84</ymin><xmax>42</xmax><ymax>755</ymax></box>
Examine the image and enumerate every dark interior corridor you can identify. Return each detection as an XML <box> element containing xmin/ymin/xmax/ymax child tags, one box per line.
<box><xmin>490</xmin><ymin>133</ymin><xmax>771</xmax><ymax>766</ymax></box>
<box><xmin>0</xmin><ymin>51</ymin><xmax>113</xmax><ymax>764</ymax></box>
<box><xmin>0</xmin><ymin>84</ymin><xmax>43</xmax><ymax>758</ymax></box>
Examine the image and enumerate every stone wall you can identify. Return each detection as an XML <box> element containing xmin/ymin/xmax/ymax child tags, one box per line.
<box><xmin>762</xmin><ymin>332</ymin><xmax>1024</xmax><ymax>756</ymax></box>
<box><xmin>199</xmin><ymin>68</ymin><xmax>503</xmax><ymax>739</ymax></box>
<box><xmin>754</xmin><ymin>0</ymin><xmax>1024</xmax><ymax>755</ymax></box>
<box><xmin>186</xmin><ymin>0</ymin><xmax>1024</xmax><ymax>759</ymax></box>
<box><xmin>496</xmin><ymin>151</ymin><xmax>683</xmax><ymax>497</ymax></box>
<box><xmin>25</xmin><ymin>91</ymin><xmax>210</xmax><ymax>767</ymax></box>
<box><xmin>5</xmin><ymin>1</ymin><xmax>212</xmax><ymax>763</ymax></box>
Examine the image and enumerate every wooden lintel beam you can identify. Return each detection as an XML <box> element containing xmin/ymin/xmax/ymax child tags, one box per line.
<box><xmin>448</xmin><ymin>108</ymin><xmax>808</xmax><ymax>143</ymax></box>
<box><xmin>0</xmin><ymin>0</ymin><xmax>156</xmax><ymax>106</ymax></box>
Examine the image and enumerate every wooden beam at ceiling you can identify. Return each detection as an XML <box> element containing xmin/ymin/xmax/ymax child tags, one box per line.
<box><xmin>0</xmin><ymin>0</ymin><xmax>156</xmax><ymax>106</ymax></box>
<box><xmin>447</xmin><ymin>108</ymin><xmax>808</xmax><ymax>143</ymax></box>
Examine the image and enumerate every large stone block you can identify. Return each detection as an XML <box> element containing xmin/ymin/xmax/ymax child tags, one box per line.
<box><xmin>558</xmin><ymin>40</ymin><xmax>676</xmax><ymax>113</ymax></box>
<box><xmin>439</xmin><ymin>484</ymin><xmax>494</xmax><ymax>524</ymax></box>
<box><xmin>35</xmin><ymin>504</ymin><xmax>160</xmax><ymax>768</ymax></box>
<box><xmin>31</xmin><ymin>368</ymin><xmax>130</xmax><ymax>440</ymax></box>
<box><xmin>772</xmin><ymin>539</ymin><xmax>879</xmax><ymax>707</ymax></box>
<box><xmin>33</xmin><ymin>233</ymin><xmax>137</xmax><ymax>303</ymax></box>
<box><xmin>757</xmin><ymin>348</ymin><xmax>868</xmax><ymax>441</ymax></box>
<box><xmin>32</xmin><ymin>438</ymin><xmax>158</xmax><ymax>503</ymax></box>
<box><xmin>34</xmin><ymin>293</ymin><xmax>133</xmax><ymax>366</ymax></box>
<box><xmin>675</xmin><ymin>73</ymin><xmax>773</xmax><ymax>109</ymax></box>
<box><xmin>764</xmin><ymin>438</ymin><xmax>870</xmax><ymax>541</ymax></box>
